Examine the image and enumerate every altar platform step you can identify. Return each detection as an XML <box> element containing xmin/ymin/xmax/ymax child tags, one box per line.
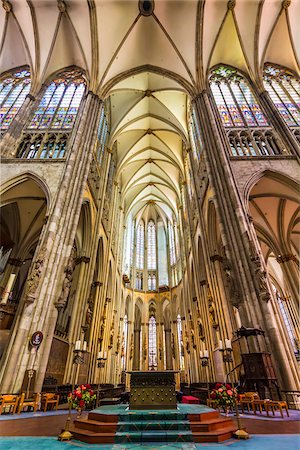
<box><xmin>71</xmin><ymin>405</ymin><xmax>236</xmax><ymax>444</ymax></box>
<box><xmin>115</xmin><ymin>430</ymin><xmax>193</xmax><ymax>443</ymax></box>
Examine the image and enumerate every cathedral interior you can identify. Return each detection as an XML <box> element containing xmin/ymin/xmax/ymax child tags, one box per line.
<box><xmin>0</xmin><ymin>0</ymin><xmax>299</xmax><ymax>433</ymax></box>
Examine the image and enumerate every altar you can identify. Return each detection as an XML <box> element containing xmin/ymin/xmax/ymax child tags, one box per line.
<box><xmin>127</xmin><ymin>370</ymin><xmax>178</xmax><ymax>410</ymax></box>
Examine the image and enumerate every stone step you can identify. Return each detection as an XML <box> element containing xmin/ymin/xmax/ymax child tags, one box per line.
<box><xmin>71</xmin><ymin>427</ymin><xmax>115</xmax><ymax>444</ymax></box>
<box><xmin>192</xmin><ymin>425</ymin><xmax>236</xmax><ymax>443</ymax></box>
<box><xmin>118</xmin><ymin>412</ymin><xmax>188</xmax><ymax>421</ymax></box>
<box><xmin>188</xmin><ymin>410</ymin><xmax>219</xmax><ymax>422</ymax></box>
<box><xmin>117</xmin><ymin>420</ymin><xmax>190</xmax><ymax>431</ymax></box>
<box><xmin>190</xmin><ymin>417</ymin><xmax>232</xmax><ymax>432</ymax></box>
<box><xmin>74</xmin><ymin>418</ymin><xmax>117</xmax><ymax>433</ymax></box>
<box><xmin>115</xmin><ymin>430</ymin><xmax>193</xmax><ymax>443</ymax></box>
<box><xmin>88</xmin><ymin>412</ymin><xmax>119</xmax><ymax>422</ymax></box>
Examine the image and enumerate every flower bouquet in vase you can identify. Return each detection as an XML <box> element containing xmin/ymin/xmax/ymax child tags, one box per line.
<box><xmin>68</xmin><ymin>384</ymin><xmax>96</xmax><ymax>418</ymax></box>
<box><xmin>210</xmin><ymin>383</ymin><xmax>238</xmax><ymax>415</ymax></box>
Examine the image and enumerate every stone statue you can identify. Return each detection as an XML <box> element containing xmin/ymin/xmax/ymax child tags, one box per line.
<box><xmin>25</xmin><ymin>246</ymin><xmax>47</xmax><ymax>302</ymax></box>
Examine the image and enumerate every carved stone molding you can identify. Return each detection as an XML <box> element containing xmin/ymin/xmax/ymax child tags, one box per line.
<box><xmin>75</xmin><ymin>256</ymin><xmax>90</xmax><ymax>265</ymax></box>
<box><xmin>276</xmin><ymin>254</ymin><xmax>297</xmax><ymax>264</ymax></box>
<box><xmin>8</xmin><ymin>258</ymin><xmax>23</xmax><ymax>267</ymax></box>
<box><xmin>210</xmin><ymin>254</ymin><xmax>223</xmax><ymax>263</ymax></box>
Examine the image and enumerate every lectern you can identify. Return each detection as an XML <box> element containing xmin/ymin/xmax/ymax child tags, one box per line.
<box><xmin>127</xmin><ymin>371</ymin><xmax>178</xmax><ymax>410</ymax></box>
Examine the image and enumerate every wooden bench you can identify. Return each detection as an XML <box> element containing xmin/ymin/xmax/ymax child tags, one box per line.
<box><xmin>41</xmin><ymin>393</ymin><xmax>59</xmax><ymax>412</ymax></box>
<box><xmin>0</xmin><ymin>394</ymin><xmax>20</xmax><ymax>414</ymax></box>
<box><xmin>18</xmin><ymin>393</ymin><xmax>40</xmax><ymax>414</ymax></box>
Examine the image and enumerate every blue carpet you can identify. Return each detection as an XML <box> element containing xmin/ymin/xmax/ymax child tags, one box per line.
<box><xmin>1</xmin><ymin>435</ymin><xmax>299</xmax><ymax>449</ymax></box>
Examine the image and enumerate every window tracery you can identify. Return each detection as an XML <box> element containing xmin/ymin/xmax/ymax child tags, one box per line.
<box><xmin>209</xmin><ymin>65</ymin><xmax>284</xmax><ymax>156</ymax></box>
<box><xmin>263</xmin><ymin>64</ymin><xmax>300</xmax><ymax>127</ymax></box>
<box><xmin>0</xmin><ymin>69</ymin><xmax>31</xmax><ymax>131</ymax></box>
<box><xmin>17</xmin><ymin>69</ymin><xmax>86</xmax><ymax>159</ymax></box>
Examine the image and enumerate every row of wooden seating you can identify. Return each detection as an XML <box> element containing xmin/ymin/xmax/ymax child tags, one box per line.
<box><xmin>0</xmin><ymin>393</ymin><xmax>59</xmax><ymax>414</ymax></box>
<box><xmin>239</xmin><ymin>392</ymin><xmax>289</xmax><ymax>418</ymax></box>
<box><xmin>207</xmin><ymin>391</ymin><xmax>289</xmax><ymax>418</ymax></box>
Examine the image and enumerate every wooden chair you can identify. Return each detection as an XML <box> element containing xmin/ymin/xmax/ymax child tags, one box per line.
<box><xmin>41</xmin><ymin>393</ymin><xmax>59</xmax><ymax>412</ymax></box>
<box><xmin>0</xmin><ymin>395</ymin><xmax>20</xmax><ymax>414</ymax></box>
<box><xmin>264</xmin><ymin>400</ymin><xmax>289</xmax><ymax>418</ymax></box>
<box><xmin>17</xmin><ymin>393</ymin><xmax>40</xmax><ymax>414</ymax></box>
<box><xmin>239</xmin><ymin>392</ymin><xmax>259</xmax><ymax>413</ymax></box>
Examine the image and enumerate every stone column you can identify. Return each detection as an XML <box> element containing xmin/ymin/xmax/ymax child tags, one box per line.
<box><xmin>192</xmin><ymin>90</ymin><xmax>300</xmax><ymax>392</ymax></box>
<box><xmin>0</xmin><ymin>92</ymin><xmax>103</xmax><ymax>393</ymax></box>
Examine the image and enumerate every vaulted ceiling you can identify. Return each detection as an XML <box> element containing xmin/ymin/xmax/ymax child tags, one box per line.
<box><xmin>1</xmin><ymin>0</ymin><xmax>299</xmax><ymax>226</ymax></box>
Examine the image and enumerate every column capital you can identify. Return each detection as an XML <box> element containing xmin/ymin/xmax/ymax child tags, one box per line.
<box><xmin>210</xmin><ymin>254</ymin><xmax>223</xmax><ymax>263</ymax></box>
<box><xmin>8</xmin><ymin>258</ymin><xmax>23</xmax><ymax>267</ymax></box>
<box><xmin>276</xmin><ymin>254</ymin><xmax>297</xmax><ymax>264</ymax></box>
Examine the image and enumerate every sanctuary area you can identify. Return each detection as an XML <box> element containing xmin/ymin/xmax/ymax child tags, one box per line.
<box><xmin>0</xmin><ymin>0</ymin><xmax>299</xmax><ymax>447</ymax></box>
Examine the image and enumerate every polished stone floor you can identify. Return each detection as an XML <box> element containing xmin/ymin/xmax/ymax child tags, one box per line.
<box><xmin>1</xmin><ymin>435</ymin><xmax>300</xmax><ymax>450</ymax></box>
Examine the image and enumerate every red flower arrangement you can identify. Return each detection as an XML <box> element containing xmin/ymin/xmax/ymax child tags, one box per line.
<box><xmin>68</xmin><ymin>384</ymin><xmax>96</xmax><ymax>410</ymax></box>
<box><xmin>210</xmin><ymin>383</ymin><xmax>238</xmax><ymax>408</ymax></box>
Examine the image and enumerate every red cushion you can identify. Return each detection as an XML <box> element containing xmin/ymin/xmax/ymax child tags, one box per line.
<box><xmin>182</xmin><ymin>396</ymin><xmax>199</xmax><ymax>404</ymax></box>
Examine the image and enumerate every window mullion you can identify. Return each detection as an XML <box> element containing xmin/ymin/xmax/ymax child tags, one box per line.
<box><xmin>227</xmin><ymin>81</ymin><xmax>247</xmax><ymax>127</ymax></box>
<box><xmin>268</xmin><ymin>81</ymin><xmax>297</xmax><ymax>125</ymax></box>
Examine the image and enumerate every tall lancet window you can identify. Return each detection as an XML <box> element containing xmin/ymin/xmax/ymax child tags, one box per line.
<box><xmin>148</xmin><ymin>316</ymin><xmax>157</xmax><ymax>370</ymax></box>
<box><xmin>136</xmin><ymin>221</ymin><xmax>144</xmax><ymax>269</ymax></box>
<box><xmin>168</xmin><ymin>222</ymin><xmax>176</xmax><ymax>266</ymax></box>
<box><xmin>29</xmin><ymin>69</ymin><xmax>86</xmax><ymax>130</ymax></box>
<box><xmin>272</xmin><ymin>284</ymin><xmax>298</xmax><ymax>355</ymax></box>
<box><xmin>209</xmin><ymin>66</ymin><xmax>268</xmax><ymax>128</ymax></box>
<box><xmin>263</xmin><ymin>64</ymin><xmax>300</xmax><ymax>127</ymax></box>
<box><xmin>147</xmin><ymin>220</ymin><xmax>156</xmax><ymax>270</ymax></box>
<box><xmin>177</xmin><ymin>314</ymin><xmax>184</xmax><ymax>370</ymax></box>
<box><xmin>0</xmin><ymin>69</ymin><xmax>31</xmax><ymax>130</ymax></box>
<box><xmin>122</xmin><ymin>314</ymin><xmax>128</xmax><ymax>370</ymax></box>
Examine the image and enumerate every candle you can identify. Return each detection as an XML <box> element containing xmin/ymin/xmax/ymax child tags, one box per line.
<box><xmin>1</xmin><ymin>273</ymin><xmax>16</xmax><ymax>305</ymax></box>
<box><xmin>75</xmin><ymin>340</ymin><xmax>81</xmax><ymax>350</ymax></box>
<box><xmin>225</xmin><ymin>339</ymin><xmax>232</xmax><ymax>349</ymax></box>
<box><xmin>83</xmin><ymin>341</ymin><xmax>87</xmax><ymax>352</ymax></box>
<box><xmin>204</xmin><ymin>350</ymin><xmax>209</xmax><ymax>358</ymax></box>
<box><xmin>200</xmin><ymin>351</ymin><xmax>203</xmax><ymax>358</ymax></box>
<box><xmin>98</xmin><ymin>352</ymin><xmax>102</xmax><ymax>359</ymax></box>
<box><xmin>104</xmin><ymin>352</ymin><xmax>107</xmax><ymax>359</ymax></box>
<box><xmin>219</xmin><ymin>340</ymin><xmax>223</xmax><ymax>350</ymax></box>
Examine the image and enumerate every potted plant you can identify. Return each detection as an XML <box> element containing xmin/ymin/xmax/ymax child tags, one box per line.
<box><xmin>210</xmin><ymin>383</ymin><xmax>238</xmax><ymax>415</ymax></box>
<box><xmin>68</xmin><ymin>384</ymin><xmax>96</xmax><ymax>418</ymax></box>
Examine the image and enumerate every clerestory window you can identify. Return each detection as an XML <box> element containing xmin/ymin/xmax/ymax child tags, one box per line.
<box><xmin>0</xmin><ymin>68</ymin><xmax>31</xmax><ymax>131</ymax></box>
<box><xmin>263</xmin><ymin>64</ymin><xmax>300</xmax><ymax>127</ymax></box>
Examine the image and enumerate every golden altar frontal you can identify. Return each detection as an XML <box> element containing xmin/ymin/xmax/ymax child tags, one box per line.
<box><xmin>127</xmin><ymin>371</ymin><xmax>178</xmax><ymax>410</ymax></box>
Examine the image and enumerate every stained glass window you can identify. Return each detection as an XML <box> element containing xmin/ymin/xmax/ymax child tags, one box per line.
<box><xmin>177</xmin><ymin>314</ymin><xmax>184</xmax><ymax>370</ymax></box>
<box><xmin>209</xmin><ymin>66</ymin><xmax>268</xmax><ymax>128</ymax></box>
<box><xmin>263</xmin><ymin>64</ymin><xmax>300</xmax><ymax>127</ymax></box>
<box><xmin>0</xmin><ymin>69</ymin><xmax>31</xmax><ymax>130</ymax></box>
<box><xmin>272</xmin><ymin>284</ymin><xmax>298</xmax><ymax>354</ymax></box>
<box><xmin>148</xmin><ymin>316</ymin><xmax>157</xmax><ymax>370</ymax></box>
<box><xmin>28</xmin><ymin>69</ymin><xmax>86</xmax><ymax>130</ymax></box>
<box><xmin>136</xmin><ymin>221</ymin><xmax>144</xmax><ymax>269</ymax></box>
<box><xmin>122</xmin><ymin>315</ymin><xmax>128</xmax><ymax>370</ymax></box>
<box><xmin>147</xmin><ymin>220</ymin><xmax>156</xmax><ymax>270</ymax></box>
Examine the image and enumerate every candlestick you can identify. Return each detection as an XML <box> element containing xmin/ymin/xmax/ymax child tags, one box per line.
<box><xmin>225</xmin><ymin>339</ymin><xmax>232</xmax><ymax>349</ymax></box>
